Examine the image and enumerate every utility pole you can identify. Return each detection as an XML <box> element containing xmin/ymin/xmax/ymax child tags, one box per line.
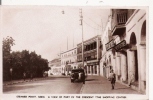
<box><xmin>101</xmin><ymin>19</ymin><xmax>104</xmax><ymax>35</ymax></box>
<box><xmin>67</xmin><ymin>37</ymin><xmax>68</xmax><ymax>50</ymax></box>
<box><xmin>80</xmin><ymin>8</ymin><xmax>84</xmax><ymax>68</ymax></box>
<box><xmin>73</xmin><ymin>32</ymin><xmax>74</xmax><ymax>48</ymax></box>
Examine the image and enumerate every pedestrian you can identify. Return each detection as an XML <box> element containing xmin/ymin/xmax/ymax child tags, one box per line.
<box><xmin>78</xmin><ymin>71</ymin><xmax>81</xmax><ymax>80</ymax></box>
<box><xmin>109</xmin><ymin>69</ymin><xmax>116</xmax><ymax>90</ymax></box>
<box><xmin>23</xmin><ymin>72</ymin><xmax>26</xmax><ymax>81</ymax></box>
<box><xmin>30</xmin><ymin>73</ymin><xmax>33</xmax><ymax>81</ymax></box>
<box><xmin>129</xmin><ymin>71</ymin><xmax>134</xmax><ymax>86</ymax></box>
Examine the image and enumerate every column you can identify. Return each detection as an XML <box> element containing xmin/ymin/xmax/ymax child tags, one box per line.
<box><xmin>90</xmin><ymin>66</ymin><xmax>92</xmax><ymax>75</ymax></box>
<box><xmin>127</xmin><ymin>50</ymin><xmax>136</xmax><ymax>82</ymax></box>
<box><xmin>93</xmin><ymin>66</ymin><xmax>95</xmax><ymax>75</ymax></box>
<box><xmin>100</xmin><ymin>62</ymin><xmax>103</xmax><ymax>76</ymax></box>
<box><xmin>121</xmin><ymin>53</ymin><xmax>127</xmax><ymax>81</ymax></box>
<box><xmin>91</xmin><ymin>66</ymin><xmax>93</xmax><ymax>75</ymax></box>
<box><xmin>112</xmin><ymin>56</ymin><xmax>116</xmax><ymax>73</ymax></box>
<box><xmin>97</xmin><ymin>38</ymin><xmax>99</xmax><ymax>60</ymax></box>
<box><xmin>139</xmin><ymin>45</ymin><xmax>146</xmax><ymax>91</ymax></box>
<box><xmin>139</xmin><ymin>46</ymin><xmax>146</xmax><ymax>81</ymax></box>
<box><xmin>87</xmin><ymin>66</ymin><xmax>89</xmax><ymax>75</ymax></box>
<box><xmin>116</xmin><ymin>54</ymin><xmax>121</xmax><ymax>76</ymax></box>
<box><xmin>97</xmin><ymin>65</ymin><xmax>99</xmax><ymax>75</ymax></box>
<box><xmin>114</xmin><ymin>56</ymin><xmax>118</xmax><ymax>81</ymax></box>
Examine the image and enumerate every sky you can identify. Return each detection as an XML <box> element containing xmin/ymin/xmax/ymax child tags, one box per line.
<box><xmin>1</xmin><ymin>6</ymin><xmax>110</xmax><ymax>61</ymax></box>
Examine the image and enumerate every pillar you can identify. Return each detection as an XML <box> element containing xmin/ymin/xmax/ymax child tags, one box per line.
<box><xmin>93</xmin><ymin>66</ymin><xmax>95</xmax><ymax>75</ymax></box>
<box><xmin>87</xmin><ymin>66</ymin><xmax>89</xmax><ymax>75</ymax></box>
<box><xmin>100</xmin><ymin>62</ymin><xmax>103</xmax><ymax>76</ymax></box>
<box><xmin>139</xmin><ymin>45</ymin><xmax>146</xmax><ymax>91</ymax></box>
<box><xmin>115</xmin><ymin>56</ymin><xmax>117</xmax><ymax>74</ymax></box>
<box><xmin>127</xmin><ymin>50</ymin><xmax>136</xmax><ymax>82</ymax></box>
<box><xmin>90</xmin><ymin>66</ymin><xmax>92</xmax><ymax>75</ymax></box>
<box><xmin>97</xmin><ymin>38</ymin><xmax>99</xmax><ymax>60</ymax></box>
<box><xmin>97</xmin><ymin>65</ymin><xmax>99</xmax><ymax>75</ymax></box>
<box><xmin>112</xmin><ymin>56</ymin><xmax>116</xmax><ymax>71</ymax></box>
<box><xmin>116</xmin><ymin>54</ymin><xmax>121</xmax><ymax>76</ymax></box>
<box><xmin>121</xmin><ymin>52</ymin><xmax>127</xmax><ymax>81</ymax></box>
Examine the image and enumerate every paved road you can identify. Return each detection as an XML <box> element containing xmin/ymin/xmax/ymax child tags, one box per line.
<box><xmin>3</xmin><ymin>76</ymin><xmax>141</xmax><ymax>94</ymax></box>
<box><xmin>3</xmin><ymin>76</ymin><xmax>83</xmax><ymax>94</ymax></box>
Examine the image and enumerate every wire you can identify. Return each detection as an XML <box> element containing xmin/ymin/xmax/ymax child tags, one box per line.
<box><xmin>84</xmin><ymin>16</ymin><xmax>102</xmax><ymax>28</ymax></box>
<box><xmin>83</xmin><ymin>20</ymin><xmax>101</xmax><ymax>30</ymax></box>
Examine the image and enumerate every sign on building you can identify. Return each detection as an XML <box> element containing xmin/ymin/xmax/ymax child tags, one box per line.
<box><xmin>114</xmin><ymin>40</ymin><xmax>126</xmax><ymax>51</ymax></box>
<box><xmin>105</xmin><ymin>39</ymin><xmax>115</xmax><ymax>51</ymax></box>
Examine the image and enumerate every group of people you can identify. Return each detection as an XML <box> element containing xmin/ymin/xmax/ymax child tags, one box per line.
<box><xmin>109</xmin><ymin>69</ymin><xmax>134</xmax><ymax>90</ymax></box>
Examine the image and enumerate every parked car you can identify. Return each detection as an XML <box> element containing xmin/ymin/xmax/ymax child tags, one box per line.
<box><xmin>70</xmin><ymin>69</ymin><xmax>85</xmax><ymax>84</ymax></box>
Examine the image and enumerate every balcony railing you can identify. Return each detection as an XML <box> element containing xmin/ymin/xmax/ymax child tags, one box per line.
<box><xmin>111</xmin><ymin>11</ymin><xmax>127</xmax><ymax>36</ymax></box>
<box><xmin>117</xmin><ymin>12</ymin><xmax>127</xmax><ymax>25</ymax></box>
<box><xmin>111</xmin><ymin>11</ymin><xmax>127</xmax><ymax>32</ymax></box>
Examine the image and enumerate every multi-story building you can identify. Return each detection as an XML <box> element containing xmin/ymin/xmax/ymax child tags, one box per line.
<box><xmin>77</xmin><ymin>35</ymin><xmax>102</xmax><ymax>75</ymax></box>
<box><xmin>60</xmin><ymin>47</ymin><xmax>77</xmax><ymax>75</ymax></box>
<box><xmin>100</xmin><ymin>15</ymin><xmax>112</xmax><ymax>78</ymax></box>
<box><xmin>100</xmin><ymin>9</ymin><xmax>146</xmax><ymax>94</ymax></box>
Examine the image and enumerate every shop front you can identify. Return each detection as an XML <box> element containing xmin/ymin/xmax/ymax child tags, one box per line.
<box><xmin>86</xmin><ymin>60</ymin><xmax>99</xmax><ymax>75</ymax></box>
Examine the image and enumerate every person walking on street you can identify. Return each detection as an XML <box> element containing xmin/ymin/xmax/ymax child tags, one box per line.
<box><xmin>23</xmin><ymin>72</ymin><xmax>26</xmax><ymax>81</ymax></box>
<box><xmin>109</xmin><ymin>69</ymin><xmax>116</xmax><ymax>90</ymax></box>
<box><xmin>30</xmin><ymin>73</ymin><xmax>33</xmax><ymax>81</ymax></box>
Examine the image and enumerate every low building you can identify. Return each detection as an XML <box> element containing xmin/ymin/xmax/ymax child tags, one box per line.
<box><xmin>48</xmin><ymin>58</ymin><xmax>61</xmax><ymax>76</ymax></box>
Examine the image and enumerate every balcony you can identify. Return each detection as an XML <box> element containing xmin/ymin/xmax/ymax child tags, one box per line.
<box><xmin>111</xmin><ymin>10</ymin><xmax>127</xmax><ymax>36</ymax></box>
<box><xmin>117</xmin><ymin>12</ymin><xmax>127</xmax><ymax>25</ymax></box>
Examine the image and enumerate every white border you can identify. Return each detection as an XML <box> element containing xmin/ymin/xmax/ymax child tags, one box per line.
<box><xmin>1</xmin><ymin>0</ymin><xmax>153</xmax><ymax>100</ymax></box>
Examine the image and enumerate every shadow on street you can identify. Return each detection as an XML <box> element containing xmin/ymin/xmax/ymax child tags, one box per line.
<box><xmin>114</xmin><ymin>87</ymin><xmax>131</xmax><ymax>90</ymax></box>
<box><xmin>85</xmin><ymin>79</ymin><xmax>97</xmax><ymax>81</ymax></box>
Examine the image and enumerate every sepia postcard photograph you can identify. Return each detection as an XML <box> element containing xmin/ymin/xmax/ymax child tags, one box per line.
<box><xmin>0</xmin><ymin>0</ymin><xmax>151</xmax><ymax>100</ymax></box>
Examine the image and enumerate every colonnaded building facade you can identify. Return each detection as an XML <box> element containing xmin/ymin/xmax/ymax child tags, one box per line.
<box><xmin>100</xmin><ymin>9</ymin><xmax>146</xmax><ymax>94</ymax></box>
<box><xmin>77</xmin><ymin>35</ymin><xmax>102</xmax><ymax>75</ymax></box>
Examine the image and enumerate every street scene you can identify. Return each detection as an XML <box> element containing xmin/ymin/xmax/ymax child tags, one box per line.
<box><xmin>3</xmin><ymin>76</ymin><xmax>140</xmax><ymax>94</ymax></box>
<box><xmin>2</xmin><ymin>6</ymin><xmax>147</xmax><ymax>96</ymax></box>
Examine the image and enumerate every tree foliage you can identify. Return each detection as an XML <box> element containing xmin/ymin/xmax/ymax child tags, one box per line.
<box><xmin>3</xmin><ymin>36</ymin><xmax>15</xmax><ymax>81</ymax></box>
<box><xmin>3</xmin><ymin>37</ymin><xmax>50</xmax><ymax>81</ymax></box>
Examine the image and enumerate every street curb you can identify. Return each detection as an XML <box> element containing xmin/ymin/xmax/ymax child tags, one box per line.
<box><xmin>3</xmin><ymin>77</ymin><xmax>49</xmax><ymax>86</ymax></box>
<box><xmin>3</xmin><ymin>76</ymin><xmax>69</xmax><ymax>86</ymax></box>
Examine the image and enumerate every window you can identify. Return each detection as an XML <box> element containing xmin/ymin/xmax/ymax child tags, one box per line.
<box><xmin>91</xmin><ymin>43</ymin><xmax>93</xmax><ymax>50</ymax></box>
<box><xmin>94</xmin><ymin>42</ymin><xmax>97</xmax><ymax>49</ymax></box>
